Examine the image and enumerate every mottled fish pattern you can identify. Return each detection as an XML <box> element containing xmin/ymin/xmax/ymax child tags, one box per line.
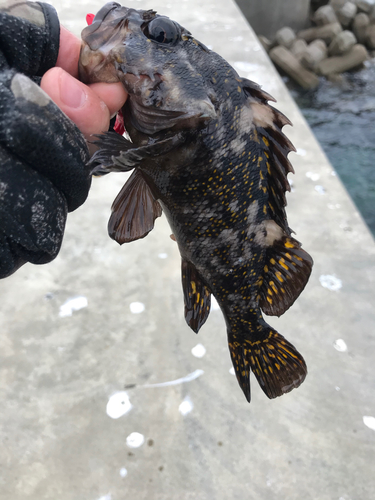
<box><xmin>79</xmin><ymin>2</ymin><xmax>313</xmax><ymax>402</ymax></box>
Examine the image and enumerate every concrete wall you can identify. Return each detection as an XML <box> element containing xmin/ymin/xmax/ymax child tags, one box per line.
<box><xmin>235</xmin><ymin>0</ymin><xmax>311</xmax><ymax>38</ymax></box>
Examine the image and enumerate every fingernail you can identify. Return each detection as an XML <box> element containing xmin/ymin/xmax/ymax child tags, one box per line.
<box><xmin>59</xmin><ymin>71</ymin><xmax>86</xmax><ymax>108</ymax></box>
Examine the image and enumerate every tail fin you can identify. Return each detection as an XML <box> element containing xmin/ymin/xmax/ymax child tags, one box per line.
<box><xmin>228</xmin><ymin>323</ymin><xmax>307</xmax><ymax>402</ymax></box>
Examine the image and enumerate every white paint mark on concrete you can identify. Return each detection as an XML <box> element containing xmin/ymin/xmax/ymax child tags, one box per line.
<box><xmin>126</xmin><ymin>432</ymin><xmax>145</xmax><ymax>448</ymax></box>
<box><xmin>306</xmin><ymin>171</ymin><xmax>320</xmax><ymax>181</ymax></box>
<box><xmin>191</xmin><ymin>343</ymin><xmax>206</xmax><ymax>358</ymax></box>
<box><xmin>328</xmin><ymin>203</ymin><xmax>341</xmax><ymax>209</ymax></box>
<box><xmin>211</xmin><ymin>296</ymin><xmax>220</xmax><ymax>311</ymax></box>
<box><xmin>229</xmin><ymin>367</ymin><xmax>235</xmax><ymax>375</ymax></box>
<box><xmin>98</xmin><ymin>495</ymin><xmax>111</xmax><ymax>500</ymax></box>
<box><xmin>179</xmin><ymin>396</ymin><xmax>193</xmax><ymax>416</ymax></box>
<box><xmin>319</xmin><ymin>275</ymin><xmax>342</xmax><ymax>291</ymax></box>
<box><xmin>119</xmin><ymin>467</ymin><xmax>128</xmax><ymax>478</ymax></box>
<box><xmin>363</xmin><ymin>416</ymin><xmax>375</xmax><ymax>431</ymax></box>
<box><xmin>296</xmin><ymin>148</ymin><xmax>307</xmax><ymax>156</ymax></box>
<box><xmin>59</xmin><ymin>296</ymin><xmax>88</xmax><ymax>317</ymax></box>
<box><xmin>315</xmin><ymin>185</ymin><xmax>326</xmax><ymax>195</ymax></box>
<box><xmin>143</xmin><ymin>369</ymin><xmax>204</xmax><ymax>388</ymax></box>
<box><xmin>129</xmin><ymin>302</ymin><xmax>145</xmax><ymax>314</ymax></box>
<box><xmin>335</xmin><ymin>386</ymin><xmax>341</xmax><ymax>391</ymax></box>
<box><xmin>333</xmin><ymin>339</ymin><xmax>348</xmax><ymax>352</ymax></box>
<box><xmin>106</xmin><ymin>392</ymin><xmax>132</xmax><ymax>419</ymax></box>
<box><xmin>158</xmin><ymin>253</ymin><xmax>168</xmax><ymax>259</ymax></box>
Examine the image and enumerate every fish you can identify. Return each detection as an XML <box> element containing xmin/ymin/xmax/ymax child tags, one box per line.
<box><xmin>79</xmin><ymin>2</ymin><xmax>313</xmax><ymax>402</ymax></box>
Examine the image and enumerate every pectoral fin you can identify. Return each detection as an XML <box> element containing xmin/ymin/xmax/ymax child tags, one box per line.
<box><xmin>181</xmin><ymin>260</ymin><xmax>211</xmax><ymax>333</ymax></box>
<box><xmin>89</xmin><ymin>131</ymin><xmax>186</xmax><ymax>175</ymax></box>
<box><xmin>108</xmin><ymin>170</ymin><xmax>162</xmax><ymax>244</ymax></box>
<box><xmin>259</xmin><ymin>222</ymin><xmax>313</xmax><ymax>316</ymax></box>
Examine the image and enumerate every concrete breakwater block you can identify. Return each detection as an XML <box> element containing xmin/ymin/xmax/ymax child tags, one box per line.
<box><xmin>298</xmin><ymin>22</ymin><xmax>343</xmax><ymax>44</ymax></box>
<box><xmin>356</xmin><ymin>0</ymin><xmax>375</xmax><ymax>14</ymax></box>
<box><xmin>365</xmin><ymin>24</ymin><xmax>375</xmax><ymax>48</ymax></box>
<box><xmin>275</xmin><ymin>26</ymin><xmax>296</xmax><ymax>48</ymax></box>
<box><xmin>313</xmin><ymin>5</ymin><xmax>339</xmax><ymax>25</ymax></box>
<box><xmin>291</xmin><ymin>38</ymin><xmax>308</xmax><ymax>60</ymax></box>
<box><xmin>258</xmin><ymin>35</ymin><xmax>273</xmax><ymax>52</ymax></box>
<box><xmin>317</xmin><ymin>43</ymin><xmax>368</xmax><ymax>74</ymax></box>
<box><xmin>353</xmin><ymin>12</ymin><xmax>370</xmax><ymax>43</ymax></box>
<box><xmin>269</xmin><ymin>45</ymin><xmax>320</xmax><ymax>89</ymax></box>
<box><xmin>328</xmin><ymin>30</ymin><xmax>357</xmax><ymax>55</ymax></box>
<box><xmin>266</xmin><ymin>0</ymin><xmax>375</xmax><ymax>88</ymax></box>
<box><xmin>329</xmin><ymin>0</ymin><xmax>348</xmax><ymax>11</ymax></box>
<box><xmin>300</xmin><ymin>39</ymin><xmax>328</xmax><ymax>70</ymax></box>
<box><xmin>337</xmin><ymin>2</ymin><xmax>358</xmax><ymax>27</ymax></box>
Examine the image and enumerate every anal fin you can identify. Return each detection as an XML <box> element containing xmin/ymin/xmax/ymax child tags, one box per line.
<box><xmin>108</xmin><ymin>170</ymin><xmax>162</xmax><ymax>244</ymax></box>
<box><xmin>181</xmin><ymin>260</ymin><xmax>211</xmax><ymax>333</ymax></box>
<box><xmin>259</xmin><ymin>227</ymin><xmax>313</xmax><ymax>317</ymax></box>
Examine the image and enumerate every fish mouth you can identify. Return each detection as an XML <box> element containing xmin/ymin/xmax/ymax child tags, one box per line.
<box><xmin>79</xmin><ymin>42</ymin><xmax>121</xmax><ymax>84</ymax></box>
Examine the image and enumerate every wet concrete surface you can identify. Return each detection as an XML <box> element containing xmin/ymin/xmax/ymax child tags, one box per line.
<box><xmin>0</xmin><ymin>0</ymin><xmax>374</xmax><ymax>499</ymax></box>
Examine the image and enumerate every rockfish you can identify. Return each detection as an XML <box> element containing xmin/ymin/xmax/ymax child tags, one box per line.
<box><xmin>79</xmin><ymin>2</ymin><xmax>313</xmax><ymax>402</ymax></box>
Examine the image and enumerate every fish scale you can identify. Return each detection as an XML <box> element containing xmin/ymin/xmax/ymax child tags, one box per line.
<box><xmin>79</xmin><ymin>2</ymin><xmax>313</xmax><ymax>403</ymax></box>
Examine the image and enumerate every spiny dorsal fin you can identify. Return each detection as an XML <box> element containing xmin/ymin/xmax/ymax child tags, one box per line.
<box><xmin>258</xmin><ymin>222</ymin><xmax>313</xmax><ymax>317</ymax></box>
<box><xmin>181</xmin><ymin>259</ymin><xmax>211</xmax><ymax>333</ymax></box>
<box><xmin>108</xmin><ymin>170</ymin><xmax>162</xmax><ymax>244</ymax></box>
<box><xmin>241</xmin><ymin>78</ymin><xmax>295</xmax><ymax>234</ymax></box>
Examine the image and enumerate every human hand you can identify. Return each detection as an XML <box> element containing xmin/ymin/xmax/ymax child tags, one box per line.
<box><xmin>0</xmin><ymin>1</ymin><xmax>127</xmax><ymax>279</ymax></box>
<box><xmin>41</xmin><ymin>26</ymin><xmax>128</xmax><ymax>142</ymax></box>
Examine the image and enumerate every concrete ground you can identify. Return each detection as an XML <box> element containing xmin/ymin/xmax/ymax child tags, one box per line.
<box><xmin>1</xmin><ymin>0</ymin><xmax>374</xmax><ymax>499</ymax></box>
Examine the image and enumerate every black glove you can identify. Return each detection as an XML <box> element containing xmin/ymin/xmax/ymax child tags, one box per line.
<box><xmin>0</xmin><ymin>0</ymin><xmax>91</xmax><ymax>278</ymax></box>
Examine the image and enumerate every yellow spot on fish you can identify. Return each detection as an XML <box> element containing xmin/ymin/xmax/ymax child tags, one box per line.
<box><xmin>275</xmin><ymin>271</ymin><xmax>284</xmax><ymax>282</ymax></box>
<box><xmin>270</xmin><ymin>282</ymin><xmax>278</xmax><ymax>293</ymax></box>
<box><xmin>279</xmin><ymin>259</ymin><xmax>289</xmax><ymax>270</ymax></box>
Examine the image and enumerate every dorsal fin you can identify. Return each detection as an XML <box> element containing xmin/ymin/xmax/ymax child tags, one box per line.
<box><xmin>240</xmin><ymin>78</ymin><xmax>296</xmax><ymax>234</ymax></box>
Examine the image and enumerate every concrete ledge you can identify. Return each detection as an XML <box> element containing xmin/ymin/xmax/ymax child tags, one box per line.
<box><xmin>1</xmin><ymin>0</ymin><xmax>374</xmax><ymax>499</ymax></box>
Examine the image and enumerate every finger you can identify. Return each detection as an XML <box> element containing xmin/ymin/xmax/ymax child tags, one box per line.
<box><xmin>87</xmin><ymin>81</ymin><xmax>128</xmax><ymax>118</ymax></box>
<box><xmin>56</xmin><ymin>26</ymin><xmax>81</xmax><ymax>78</ymax></box>
<box><xmin>41</xmin><ymin>67</ymin><xmax>111</xmax><ymax>139</ymax></box>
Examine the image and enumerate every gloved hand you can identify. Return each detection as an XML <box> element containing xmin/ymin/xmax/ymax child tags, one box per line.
<box><xmin>0</xmin><ymin>0</ymin><xmax>126</xmax><ymax>278</ymax></box>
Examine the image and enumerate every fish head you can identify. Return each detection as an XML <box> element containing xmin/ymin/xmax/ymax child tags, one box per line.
<box><xmin>79</xmin><ymin>2</ymin><xmax>217</xmax><ymax>134</ymax></box>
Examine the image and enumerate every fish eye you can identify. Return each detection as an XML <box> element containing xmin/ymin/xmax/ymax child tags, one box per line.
<box><xmin>143</xmin><ymin>17</ymin><xmax>179</xmax><ymax>44</ymax></box>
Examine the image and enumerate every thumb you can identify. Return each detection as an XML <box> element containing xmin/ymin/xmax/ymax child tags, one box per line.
<box><xmin>41</xmin><ymin>67</ymin><xmax>111</xmax><ymax>140</ymax></box>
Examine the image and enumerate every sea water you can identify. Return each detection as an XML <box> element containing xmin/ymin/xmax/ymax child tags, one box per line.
<box><xmin>289</xmin><ymin>60</ymin><xmax>375</xmax><ymax>237</ymax></box>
